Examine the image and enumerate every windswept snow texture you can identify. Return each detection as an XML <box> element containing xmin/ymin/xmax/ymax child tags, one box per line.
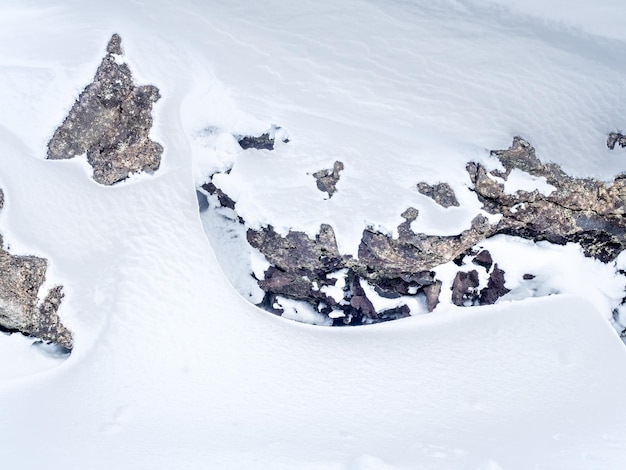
<box><xmin>2</xmin><ymin>0</ymin><xmax>626</xmax><ymax>468</ymax></box>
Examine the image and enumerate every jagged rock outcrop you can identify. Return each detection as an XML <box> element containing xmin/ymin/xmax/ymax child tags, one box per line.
<box><xmin>213</xmin><ymin>136</ymin><xmax>626</xmax><ymax>324</ymax></box>
<box><xmin>470</xmin><ymin>136</ymin><xmax>626</xmax><ymax>262</ymax></box>
<box><xmin>417</xmin><ymin>181</ymin><xmax>459</xmax><ymax>207</ymax></box>
<box><xmin>0</xmin><ymin>243</ymin><xmax>71</xmax><ymax>349</ymax></box>
<box><xmin>313</xmin><ymin>161</ymin><xmax>344</xmax><ymax>198</ymax></box>
<box><xmin>47</xmin><ymin>34</ymin><xmax>162</xmax><ymax>185</ymax></box>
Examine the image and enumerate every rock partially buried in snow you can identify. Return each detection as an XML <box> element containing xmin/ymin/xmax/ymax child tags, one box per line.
<box><xmin>417</xmin><ymin>181</ymin><xmax>459</xmax><ymax>208</ymax></box>
<box><xmin>47</xmin><ymin>34</ymin><xmax>163</xmax><ymax>185</ymax></box>
<box><xmin>0</xmin><ymin>191</ymin><xmax>71</xmax><ymax>349</ymax></box>
<box><xmin>313</xmin><ymin>161</ymin><xmax>344</xmax><ymax>198</ymax></box>
<box><xmin>203</xmin><ymin>136</ymin><xmax>626</xmax><ymax>325</ymax></box>
<box><xmin>470</xmin><ymin>136</ymin><xmax>626</xmax><ymax>262</ymax></box>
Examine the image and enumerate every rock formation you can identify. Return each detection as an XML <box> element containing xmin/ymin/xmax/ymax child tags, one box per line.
<box><xmin>47</xmin><ymin>34</ymin><xmax>162</xmax><ymax>185</ymax></box>
<box><xmin>417</xmin><ymin>181</ymin><xmax>459</xmax><ymax>207</ymax></box>
<box><xmin>313</xmin><ymin>161</ymin><xmax>344</xmax><ymax>198</ymax></box>
<box><xmin>0</xmin><ymin>190</ymin><xmax>71</xmax><ymax>349</ymax></box>
<box><xmin>205</xmin><ymin>136</ymin><xmax>626</xmax><ymax>324</ymax></box>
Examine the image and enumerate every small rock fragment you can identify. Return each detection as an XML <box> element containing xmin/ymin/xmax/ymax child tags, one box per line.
<box><xmin>423</xmin><ymin>280</ymin><xmax>442</xmax><ymax>312</ymax></box>
<box><xmin>238</xmin><ymin>133</ymin><xmax>275</xmax><ymax>150</ymax></box>
<box><xmin>451</xmin><ymin>270</ymin><xmax>480</xmax><ymax>306</ymax></box>
<box><xmin>313</xmin><ymin>161</ymin><xmax>344</xmax><ymax>198</ymax></box>
<box><xmin>472</xmin><ymin>250</ymin><xmax>493</xmax><ymax>271</ymax></box>
<box><xmin>417</xmin><ymin>181</ymin><xmax>460</xmax><ymax>208</ymax></box>
<box><xmin>607</xmin><ymin>132</ymin><xmax>626</xmax><ymax>150</ymax></box>
<box><xmin>478</xmin><ymin>264</ymin><xmax>510</xmax><ymax>305</ymax></box>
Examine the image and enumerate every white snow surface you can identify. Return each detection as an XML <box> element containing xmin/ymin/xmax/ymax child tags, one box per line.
<box><xmin>1</xmin><ymin>0</ymin><xmax>626</xmax><ymax>468</ymax></box>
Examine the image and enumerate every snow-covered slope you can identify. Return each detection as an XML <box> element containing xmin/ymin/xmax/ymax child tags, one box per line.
<box><xmin>1</xmin><ymin>0</ymin><xmax>626</xmax><ymax>468</ymax></box>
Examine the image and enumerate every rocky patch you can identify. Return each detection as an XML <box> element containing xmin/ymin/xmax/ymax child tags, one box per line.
<box><xmin>47</xmin><ymin>34</ymin><xmax>162</xmax><ymax>185</ymax></box>
<box><xmin>0</xmin><ymin>236</ymin><xmax>71</xmax><ymax>349</ymax></box>
<box><xmin>202</xmin><ymin>136</ymin><xmax>626</xmax><ymax>326</ymax></box>
<box><xmin>417</xmin><ymin>181</ymin><xmax>459</xmax><ymax>208</ymax></box>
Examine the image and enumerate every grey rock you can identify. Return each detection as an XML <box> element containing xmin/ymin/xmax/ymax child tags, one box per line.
<box><xmin>417</xmin><ymin>181</ymin><xmax>460</xmax><ymax>208</ymax></box>
<box><xmin>472</xmin><ymin>136</ymin><xmax>626</xmax><ymax>262</ymax></box>
<box><xmin>0</xmin><ymin>235</ymin><xmax>71</xmax><ymax>349</ymax></box>
<box><xmin>423</xmin><ymin>280</ymin><xmax>442</xmax><ymax>312</ymax></box>
<box><xmin>607</xmin><ymin>132</ymin><xmax>626</xmax><ymax>150</ymax></box>
<box><xmin>47</xmin><ymin>34</ymin><xmax>162</xmax><ymax>185</ymax></box>
<box><xmin>313</xmin><ymin>161</ymin><xmax>344</xmax><ymax>198</ymax></box>
<box><xmin>238</xmin><ymin>133</ymin><xmax>275</xmax><ymax>150</ymax></box>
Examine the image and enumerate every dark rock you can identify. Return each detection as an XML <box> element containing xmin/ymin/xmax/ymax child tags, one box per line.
<box><xmin>423</xmin><ymin>280</ymin><xmax>442</xmax><ymax>312</ymax></box>
<box><xmin>451</xmin><ymin>270</ymin><xmax>480</xmax><ymax>306</ymax></box>
<box><xmin>238</xmin><ymin>133</ymin><xmax>274</xmax><ymax>150</ymax></box>
<box><xmin>0</xmin><ymin>235</ymin><xmax>71</xmax><ymax>349</ymax></box>
<box><xmin>523</xmin><ymin>273</ymin><xmax>536</xmax><ymax>280</ymax></box>
<box><xmin>313</xmin><ymin>161</ymin><xmax>344</xmax><ymax>198</ymax></box>
<box><xmin>478</xmin><ymin>264</ymin><xmax>510</xmax><ymax>305</ymax></box>
<box><xmin>106</xmin><ymin>33</ymin><xmax>123</xmax><ymax>55</ymax></box>
<box><xmin>607</xmin><ymin>132</ymin><xmax>626</xmax><ymax>150</ymax></box>
<box><xmin>47</xmin><ymin>34</ymin><xmax>162</xmax><ymax>185</ymax></box>
<box><xmin>417</xmin><ymin>181</ymin><xmax>460</xmax><ymax>208</ymax></box>
<box><xmin>201</xmin><ymin>182</ymin><xmax>236</xmax><ymax>210</ymax></box>
<box><xmin>348</xmin><ymin>275</ymin><xmax>377</xmax><ymax>320</ymax></box>
<box><xmin>472</xmin><ymin>250</ymin><xmax>493</xmax><ymax>271</ymax></box>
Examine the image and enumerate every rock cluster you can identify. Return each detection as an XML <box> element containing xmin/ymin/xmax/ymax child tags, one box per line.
<box><xmin>207</xmin><ymin>136</ymin><xmax>626</xmax><ymax>324</ymax></box>
<box><xmin>47</xmin><ymin>34</ymin><xmax>162</xmax><ymax>185</ymax></box>
<box><xmin>451</xmin><ymin>250</ymin><xmax>510</xmax><ymax>306</ymax></box>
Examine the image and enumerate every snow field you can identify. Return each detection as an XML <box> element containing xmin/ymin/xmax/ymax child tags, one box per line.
<box><xmin>1</xmin><ymin>0</ymin><xmax>626</xmax><ymax>468</ymax></box>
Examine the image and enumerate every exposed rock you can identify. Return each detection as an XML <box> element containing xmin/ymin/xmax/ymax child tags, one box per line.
<box><xmin>523</xmin><ymin>273</ymin><xmax>536</xmax><ymax>280</ymax></box>
<box><xmin>607</xmin><ymin>132</ymin><xmax>626</xmax><ymax>150</ymax></box>
<box><xmin>451</xmin><ymin>270</ymin><xmax>480</xmax><ymax>306</ymax></box>
<box><xmin>0</xmin><ymin>235</ymin><xmax>71</xmax><ymax>349</ymax></box>
<box><xmin>47</xmin><ymin>34</ymin><xmax>162</xmax><ymax>185</ymax></box>
<box><xmin>472</xmin><ymin>249</ymin><xmax>493</xmax><ymax>271</ymax></box>
<box><xmin>478</xmin><ymin>264</ymin><xmax>510</xmax><ymax>305</ymax></box>
<box><xmin>238</xmin><ymin>133</ymin><xmax>275</xmax><ymax>150</ymax></box>
<box><xmin>201</xmin><ymin>182</ymin><xmax>236</xmax><ymax>210</ymax></box>
<box><xmin>237</xmin><ymin>125</ymin><xmax>289</xmax><ymax>150</ymax></box>
<box><xmin>417</xmin><ymin>181</ymin><xmax>459</xmax><ymax>208</ymax></box>
<box><xmin>470</xmin><ymin>136</ymin><xmax>626</xmax><ymax>262</ymax></box>
<box><xmin>215</xmin><ymin>136</ymin><xmax>626</xmax><ymax>324</ymax></box>
<box><xmin>423</xmin><ymin>280</ymin><xmax>442</xmax><ymax>312</ymax></box>
<box><xmin>358</xmin><ymin>214</ymin><xmax>491</xmax><ymax>276</ymax></box>
<box><xmin>313</xmin><ymin>161</ymin><xmax>344</xmax><ymax>198</ymax></box>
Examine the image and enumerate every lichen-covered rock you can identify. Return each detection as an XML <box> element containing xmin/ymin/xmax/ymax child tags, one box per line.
<box><xmin>471</xmin><ymin>136</ymin><xmax>626</xmax><ymax>262</ymax></box>
<box><xmin>214</xmin><ymin>136</ymin><xmax>626</xmax><ymax>324</ymax></box>
<box><xmin>47</xmin><ymin>34</ymin><xmax>162</xmax><ymax>185</ymax></box>
<box><xmin>417</xmin><ymin>181</ymin><xmax>459</xmax><ymax>207</ymax></box>
<box><xmin>313</xmin><ymin>161</ymin><xmax>344</xmax><ymax>198</ymax></box>
<box><xmin>0</xmin><ymin>235</ymin><xmax>71</xmax><ymax>349</ymax></box>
